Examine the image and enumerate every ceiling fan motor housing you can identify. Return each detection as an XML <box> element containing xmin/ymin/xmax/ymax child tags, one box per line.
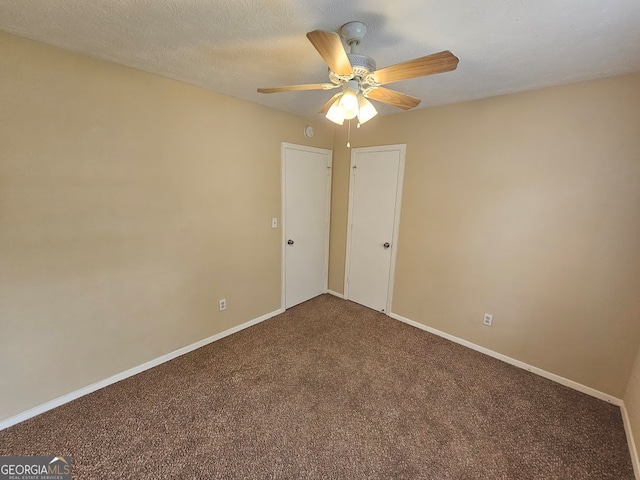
<box><xmin>347</xmin><ymin>53</ymin><xmax>376</xmax><ymax>76</ymax></box>
<box><xmin>329</xmin><ymin>53</ymin><xmax>376</xmax><ymax>86</ymax></box>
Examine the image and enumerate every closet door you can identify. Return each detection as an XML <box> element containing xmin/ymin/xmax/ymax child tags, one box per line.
<box><xmin>345</xmin><ymin>145</ymin><xmax>405</xmax><ymax>313</ymax></box>
<box><xmin>282</xmin><ymin>143</ymin><xmax>332</xmax><ymax>309</ymax></box>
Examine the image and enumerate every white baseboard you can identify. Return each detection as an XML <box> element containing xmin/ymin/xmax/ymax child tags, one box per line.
<box><xmin>621</xmin><ymin>403</ymin><xmax>640</xmax><ymax>479</ymax></box>
<box><xmin>0</xmin><ymin>308</ymin><xmax>284</xmax><ymax>431</ymax></box>
<box><xmin>326</xmin><ymin>290</ymin><xmax>344</xmax><ymax>299</ymax></box>
<box><xmin>388</xmin><ymin>311</ymin><xmax>622</xmax><ymax>406</ymax></box>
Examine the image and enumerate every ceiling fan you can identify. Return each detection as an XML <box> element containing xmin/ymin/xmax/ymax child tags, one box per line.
<box><xmin>257</xmin><ymin>21</ymin><xmax>459</xmax><ymax>126</ymax></box>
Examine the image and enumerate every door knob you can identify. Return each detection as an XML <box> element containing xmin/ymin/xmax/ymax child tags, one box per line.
<box><xmin>287</xmin><ymin>239</ymin><xmax>295</xmax><ymax>245</ymax></box>
<box><xmin>383</xmin><ymin>242</ymin><xmax>390</xmax><ymax>249</ymax></box>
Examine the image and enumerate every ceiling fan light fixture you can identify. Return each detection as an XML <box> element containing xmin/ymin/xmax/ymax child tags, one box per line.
<box><xmin>357</xmin><ymin>95</ymin><xmax>378</xmax><ymax>124</ymax></box>
<box><xmin>325</xmin><ymin>98</ymin><xmax>345</xmax><ymax>125</ymax></box>
<box><xmin>339</xmin><ymin>90</ymin><xmax>359</xmax><ymax>120</ymax></box>
<box><xmin>258</xmin><ymin>25</ymin><xmax>459</xmax><ymax>124</ymax></box>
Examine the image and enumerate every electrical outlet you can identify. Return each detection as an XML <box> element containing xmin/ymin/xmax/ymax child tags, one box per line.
<box><xmin>218</xmin><ymin>299</ymin><xmax>226</xmax><ymax>311</ymax></box>
<box><xmin>483</xmin><ymin>313</ymin><xmax>493</xmax><ymax>326</ymax></box>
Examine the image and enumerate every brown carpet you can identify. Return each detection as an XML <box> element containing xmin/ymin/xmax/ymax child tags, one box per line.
<box><xmin>0</xmin><ymin>295</ymin><xmax>634</xmax><ymax>479</ymax></box>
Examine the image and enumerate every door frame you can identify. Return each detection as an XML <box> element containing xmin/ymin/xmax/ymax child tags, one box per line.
<box><xmin>344</xmin><ymin>144</ymin><xmax>406</xmax><ymax>314</ymax></box>
<box><xmin>281</xmin><ymin>142</ymin><xmax>333</xmax><ymax>311</ymax></box>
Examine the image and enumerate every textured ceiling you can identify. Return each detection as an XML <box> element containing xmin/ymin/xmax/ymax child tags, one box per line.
<box><xmin>1</xmin><ymin>0</ymin><xmax>640</xmax><ymax>117</ymax></box>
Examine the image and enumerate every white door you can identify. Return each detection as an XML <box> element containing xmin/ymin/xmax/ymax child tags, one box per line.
<box><xmin>282</xmin><ymin>143</ymin><xmax>332</xmax><ymax>309</ymax></box>
<box><xmin>345</xmin><ymin>145</ymin><xmax>405</xmax><ymax>313</ymax></box>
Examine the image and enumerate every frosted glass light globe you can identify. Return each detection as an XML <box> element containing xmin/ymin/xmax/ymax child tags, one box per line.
<box><xmin>339</xmin><ymin>91</ymin><xmax>359</xmax><ymax>120</ymax></box>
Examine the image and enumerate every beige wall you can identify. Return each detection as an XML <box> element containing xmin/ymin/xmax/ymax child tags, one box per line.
<box><xmin>625</xmin><ymin>346</ymin><xmax>640</xmax><ymax>469</ymax></box>
<box><xmin>0</xmin><ymin>32</ymin><xmax>333</xmax><ymax>421</ymax></box>
<box><xmin>2</xmin><ymin>28</ymin><xmax>639</xmax><ymax>426</ymax></box>
<box><xmin>329</xmin><ymin>73</ymin><xmax>640</xmax><ymax>398</ymax></box>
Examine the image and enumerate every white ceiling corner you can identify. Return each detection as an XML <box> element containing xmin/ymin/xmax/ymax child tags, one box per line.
<box><xmin>1</xmin><ymin>0</ymin><xmax>639</xmax><ymax>117</ymax></box>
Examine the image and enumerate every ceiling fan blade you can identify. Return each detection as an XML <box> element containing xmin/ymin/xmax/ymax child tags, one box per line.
<box><xmin>319</xmin><ymin>93</ymin><xmax>342</xmax><ymax>114</ymax></box>
<box><xmin>257</xmin><ymin>83</ymin><xmax>339</xmax><ymax>94</ymax></box>
<box><xmin>365</xmin><ymin>87</ymin><xmax>421</xmax><ymax>110</ymax></box>
<box><xmin>306</xmin><ymin>30</ymin><xmax>353</xmax><ymax>77</ymax></box>
<box><xmin>371</xmin><ymin>51</ymin><xmax>459</xmax><ymax>85</ymax></box>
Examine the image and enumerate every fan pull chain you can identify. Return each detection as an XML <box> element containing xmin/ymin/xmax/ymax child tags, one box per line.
<box><xmin>347</xmin><ymin>119</ymin><xmax>351</xmax><ymax>148</ymax></box>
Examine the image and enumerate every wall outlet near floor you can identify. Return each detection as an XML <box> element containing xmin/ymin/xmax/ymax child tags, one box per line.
<box><xmin>483</xmin><ymin>313</ymin><xmax>493</xmax><ymax>326</ymax></box>
<box><xmin>218</xmin><ymin>299</ymin><xmax>227</xmax><ymax>311</ymax></box>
